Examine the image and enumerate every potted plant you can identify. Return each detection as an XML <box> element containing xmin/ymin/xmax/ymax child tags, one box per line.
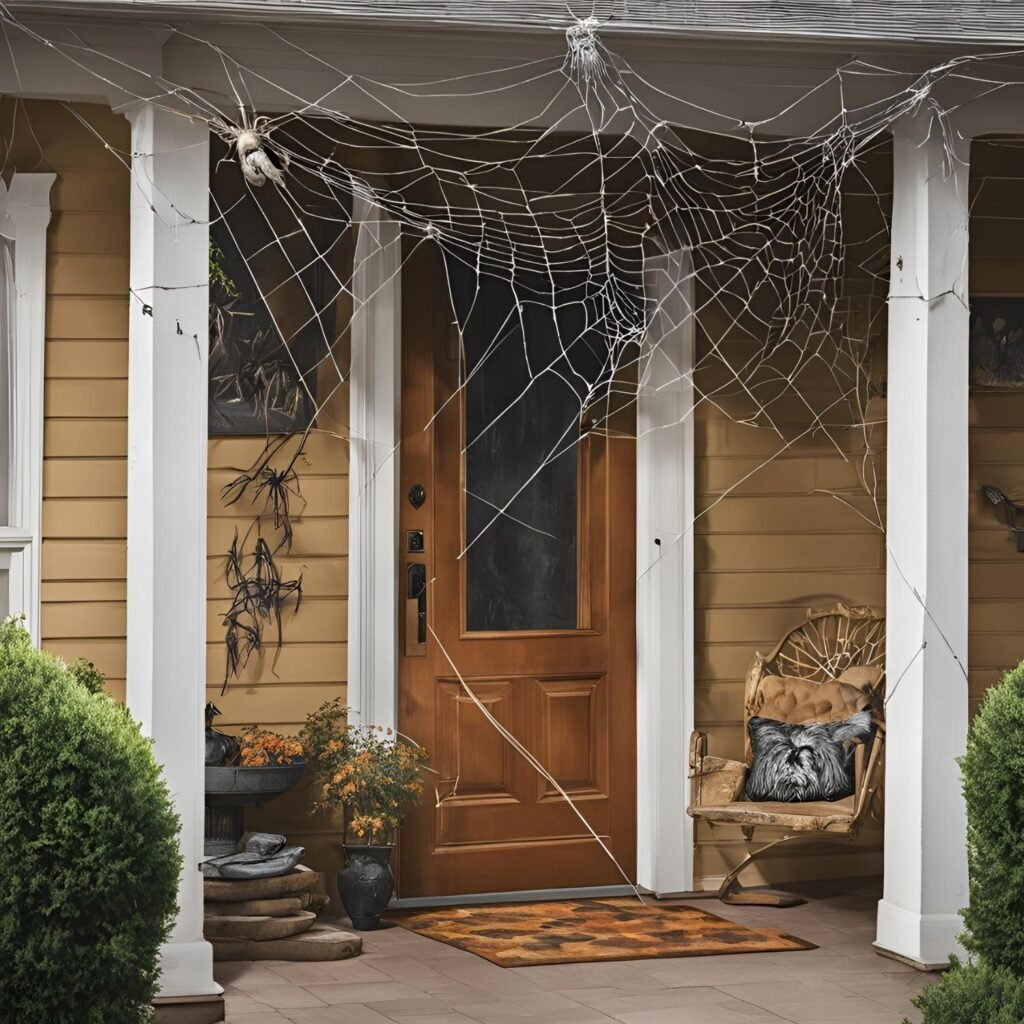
<box><xmin>300</xmin><ymin>698</ymin><xmax>428</xmax><ymax>929</ymax></box>
<box><xmin>204</xmin><ymin>709</ymin><xmax>306</xmax><ymax>855</ymax></box>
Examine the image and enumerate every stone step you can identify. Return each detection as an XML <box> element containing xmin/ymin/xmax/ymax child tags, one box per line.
<box><xmin>203</xmin><ymin>866</ymin><xmax>321</xmax><ymax>902</ymax></box>
<box><xmin>204</xmin><ymin>892</ymin><xmax>330</xmax><ymax>918</ymax></box>
<box><xmin>204</xmin><ymin>911</ymin><xmax>316</xmax><ymax>941</ymax></box>
<box><xmin>210</xmin><ymin>922</ymin><xmax>362</xmax><ymax>962</ymax></box>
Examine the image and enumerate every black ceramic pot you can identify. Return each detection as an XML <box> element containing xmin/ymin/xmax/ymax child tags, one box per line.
<box><xmin>338</xmin><ymin>845</ymin><xmax>394</xmax><ymax>930</ymax></box>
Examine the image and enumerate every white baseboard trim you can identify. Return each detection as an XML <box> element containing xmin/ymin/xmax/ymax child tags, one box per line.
<box><xmin>392</xmin><ymin>885</ymin><xmax>635</xmax><ymax>909</ymax></box>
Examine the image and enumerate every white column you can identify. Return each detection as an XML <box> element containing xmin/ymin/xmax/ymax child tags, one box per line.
<box><xmin>876</xmin><ymin>109</ymin><xmax>970</xmax><ymax>969</ymax></box>
<box><xmin>636</xmin><ymin>248</ymin><xmax>695</xmax><ymax>895</ymax></box>
<box><xmin>3</xmin><ymin>174</ymin><xmax>54</xmax><ymax>644</ymax></box>
<box><xmin>347</xmin><ymin>199</ymin><xmax>402</xmax><ymax>731</ymax></box>
<box><xmin>125</xmin><ymin>103</ymin><xmax>220</xmax><ymax>1005</ymax></box>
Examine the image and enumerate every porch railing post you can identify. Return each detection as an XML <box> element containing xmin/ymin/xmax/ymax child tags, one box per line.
<box><xmin>876</xmin><ymin>106</ymin><xmax>971</xmax><ymax>968</ymax></box>
<box><xmin>124</xmin><ymin>101</ymin><xmax>221</xmax><ymax>1011</ymax></box>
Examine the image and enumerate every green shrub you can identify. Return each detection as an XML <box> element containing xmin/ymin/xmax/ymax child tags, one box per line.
<box><xmin>959</xmin><ymin>659</ymin><xmax>1024</xmax><ymax>973</ymax></box>
<box><xmin>910</xmin><ymin>958</ymin><xmax>1024</xmax><ymax>1024</ymax></box>
<box><xmin>0</xmin><ymin>616</ymin><xmax>181</xmax><ymax>1024</ymax></box>
<box><xmin>68</xmin><ymin>657</ymin><xmax>106</xmax><ymax>695</ymax></box>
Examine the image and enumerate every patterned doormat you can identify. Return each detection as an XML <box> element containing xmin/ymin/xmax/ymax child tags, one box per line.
<box><xmin>386</xmin><ymin>897</ymin><xmax>816</xmax><ymax>967</ymax></box>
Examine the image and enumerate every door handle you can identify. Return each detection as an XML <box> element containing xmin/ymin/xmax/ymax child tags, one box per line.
<box><xmin>406</xmin><ymin>563</ymin><xmax>427</xmax><ymax>656</ymax></box>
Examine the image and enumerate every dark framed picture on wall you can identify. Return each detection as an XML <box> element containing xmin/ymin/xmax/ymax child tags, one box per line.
<box><xmin>970</xmin><ymin>297</ymin><xmax>1024</xmax><ymax>389</ymax></box>
<box><xmin>208</xmin><ymin>226</ymin><xmax>323</xmax><ymax>436</ymax></box>
<box><xmin>207</xmin><ymin>144</ymin><xmax>346</xmax><ymax>437</ymax></box>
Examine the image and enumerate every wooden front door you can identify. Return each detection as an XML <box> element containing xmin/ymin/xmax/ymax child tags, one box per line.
<box><xmin>397</xmin><ymin>242</ymin><xmax>637</xmax><ymax>898</ymax></box>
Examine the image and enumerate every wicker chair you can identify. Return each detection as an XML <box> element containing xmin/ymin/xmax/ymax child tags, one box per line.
<box><xmin>688</xmin><ymin>603</ymin><xmax>885</xmax><ymax>907</ymax></box>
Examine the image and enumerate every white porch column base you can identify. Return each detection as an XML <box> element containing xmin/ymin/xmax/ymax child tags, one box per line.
<box><xmin>636</xmin><ymin>248</ymin><xmax>695</xmax><ymax>896</ymax></box>
<box><xmin>347</xmin><ymin>199</ymin><xmax>402</xmax><ymax>731</ymax></box>
<box><xmin>876</xmin><ymin>901</ymin><xmax>963</xmax><ymax>970</ymax></box>
<box><xmin>156</xmin><ymin>942</ymin><xmax>221</xmax><ymax>999</ymax></box>
<box><xmin>124</xmin><ymin>101</ymin><xmax>220</xmax><ymax>1003</ymax></box>
<box><xmin>877</xmin><ymin>107</ymin><xmax>970</xmax><ymax>969</ymax></box>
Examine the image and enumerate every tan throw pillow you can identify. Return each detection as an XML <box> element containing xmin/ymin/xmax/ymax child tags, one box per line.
<box><xmin>751</xmin><ymin>674</ymin><xmax>872</xmax><ymax>726</ymax></box>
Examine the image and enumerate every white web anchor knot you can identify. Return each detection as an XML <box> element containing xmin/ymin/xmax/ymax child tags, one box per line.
<box><xmin>565</xmin><ymin>16</ymin><xmax>605</xmax><ymax>86</ymax></box>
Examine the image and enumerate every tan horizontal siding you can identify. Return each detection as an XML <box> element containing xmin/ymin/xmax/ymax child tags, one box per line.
<box><xmin>9</xmin><ymin>99</ymin><xmax>133</xmax><ymax>680</ymax></box>
<box><xmin>691</xmin><ymin>140</ymin><xmax>890</xmax><ymax>890</ymax></box>
<box><xmin>968</xmin><ymin>140</ymin><xmax>1024</xmax><ymax>710</ymax></box>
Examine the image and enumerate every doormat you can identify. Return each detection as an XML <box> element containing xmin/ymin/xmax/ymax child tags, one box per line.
<box><xmin>386</xmin><ymin>897</ymin><xmax>816</xmax><ymax>967</ymax></box>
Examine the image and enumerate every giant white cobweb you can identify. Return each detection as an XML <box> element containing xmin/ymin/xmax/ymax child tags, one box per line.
<box><xmin>1</xmin><ymin>8</ymin><xmax>997</xmax><ymax>887</ymax></box>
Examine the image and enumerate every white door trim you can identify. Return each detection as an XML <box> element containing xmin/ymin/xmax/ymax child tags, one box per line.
<box><xmin>349</xmin><ymin>239</ymin><xmax>696</xmax><ymax>895</ymax></box>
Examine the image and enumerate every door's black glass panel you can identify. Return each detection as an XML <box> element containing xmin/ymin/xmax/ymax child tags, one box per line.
<box><xmin>449</xmin><ymin>256</ymin><xmax>604</xmax><ymax>632</ymax></box>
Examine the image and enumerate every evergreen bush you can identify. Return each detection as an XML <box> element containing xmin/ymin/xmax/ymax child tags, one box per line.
<box><xmin>0</xmin><ymin>616</ymin><xmax>181</xmax><ymax>1023</ymax></box>
<box><xmin>959</xmin><ymin>659</ymin><xmax>1024</xmax><ymax>973</ymax></box>
<box><xmin>909</xmin><ymin>958</ymin><xmax>1024</xmax><ymax>1024</ymax></box>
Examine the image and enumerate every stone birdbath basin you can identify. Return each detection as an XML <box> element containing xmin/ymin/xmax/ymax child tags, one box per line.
<box><xmin>204</xmin><ymin>762</ymin><xmax>306</xmax><ymax>855</ymax></box>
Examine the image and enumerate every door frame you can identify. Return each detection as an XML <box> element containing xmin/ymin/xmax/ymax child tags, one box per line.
<box><xmin>347</xmin><ymin>207</ymin><xmax>696</xmax><ymax>898</ymax></box>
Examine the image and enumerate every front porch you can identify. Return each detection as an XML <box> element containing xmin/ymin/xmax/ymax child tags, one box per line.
<box><xmin>218</xmin><ymin>879</ymin><xmax>927</xmax><ymax>1024</ymax></box>
<box><xmin>9</xmin><ymin>6</ymin><xmax>1024</xmax><ymax>1018</ymax></box>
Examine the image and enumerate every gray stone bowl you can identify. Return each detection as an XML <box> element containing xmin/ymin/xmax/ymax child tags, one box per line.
<box><xmin>205</xmin><ymin>761</ymin><xmax>307</xmax><ymax>807</ymax></box>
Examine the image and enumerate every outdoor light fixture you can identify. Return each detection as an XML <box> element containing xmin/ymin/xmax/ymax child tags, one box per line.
<box><xmin>983</xmin><ymin>484</ymin><xmax>1024</xmax><ymax>552</ymax></box>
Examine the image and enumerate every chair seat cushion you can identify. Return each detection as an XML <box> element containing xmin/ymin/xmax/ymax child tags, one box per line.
<box><xmin>688</xmin><ymin>795</ymin><xmax>855</xmax><ymax>832</ymax></box>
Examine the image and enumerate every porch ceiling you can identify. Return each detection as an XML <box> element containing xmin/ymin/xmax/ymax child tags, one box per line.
<box><xmin>7</xmin><ymin>0</ymin><xmax>1024</xmax><ymax>50</ymax></box>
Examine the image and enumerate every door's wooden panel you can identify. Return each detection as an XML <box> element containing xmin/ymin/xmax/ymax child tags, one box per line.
<box><xmin>435</xmin><ymin>680</ymin><xmax>517</xmax><ymax>801</ymax></box>
<box><xmin>536</xmin><ymin>676</ymin><xmax>604</xmax><ymax>797</ymax></box>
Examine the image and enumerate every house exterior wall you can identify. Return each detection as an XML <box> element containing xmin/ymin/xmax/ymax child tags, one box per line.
<box><xmin>968</xmin><ymin>138</ymin><xmax>1024</xmax><ymax>719</ymax></box>
<box><xmin>29</xmin><ymin>95</ymin><xmax>989</xmax><ymax>899</ymax></box>
<box><xmin>691</xmin><ymin>142</ymin><xmax>891</xmax><ymax>890</ymax></box>
<box><xmin>4</xmin><ymin>100</ymin><xmax>133</xmax><ymax>699</ymax></box>
<box><xmin>17</xmin><ymin>97</ymin><xmax>351</xmax><ymax>901</ymax></box>
<box><xmin>206</xmin><ymin>424</ymin><xmax>350</xmax><ymax>900</ymax></box>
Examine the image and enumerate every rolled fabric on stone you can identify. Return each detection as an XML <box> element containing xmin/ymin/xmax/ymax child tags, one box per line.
<box><xmin>202</xmin><ymin>843</ymin><xmax>306</xmax><ymax>879</ymax></box>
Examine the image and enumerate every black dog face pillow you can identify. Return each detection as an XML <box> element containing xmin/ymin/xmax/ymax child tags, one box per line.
<box><xmin>745</xmin><ymin>710</ymin><xmax>873</xmax><ymax>803</ymax></box>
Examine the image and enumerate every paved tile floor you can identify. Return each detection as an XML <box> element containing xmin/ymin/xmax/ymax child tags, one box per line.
<box><xmin>217</xmin><ymin>878</ymin><xmax>932</xmax><ymax>1024</ymax></box>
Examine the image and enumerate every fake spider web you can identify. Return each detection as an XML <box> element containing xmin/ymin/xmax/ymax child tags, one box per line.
<box><xmin>0</xmin><ymin>8</ymin><xmax>994</xmax><ymax>889</ymax></box>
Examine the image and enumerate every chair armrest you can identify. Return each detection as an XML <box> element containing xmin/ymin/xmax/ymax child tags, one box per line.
<box><xmin>851</xmin><ymin>726</ymin><xmax>885</xmax><ymax>828</ymax></box>
<box><xmin>850</xmin><ymin>737</ymin><xmax>866</xmax><ymax>804</ymax></box>
<box><xmin>689</xmin><ymin>731</ymin><xmax>707</xmax><ymax>808</ymax></box>
<box><xmin>688</xmin><ymin>730</ymin><xmax>747</xmax><ymax>809</ymax></box>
